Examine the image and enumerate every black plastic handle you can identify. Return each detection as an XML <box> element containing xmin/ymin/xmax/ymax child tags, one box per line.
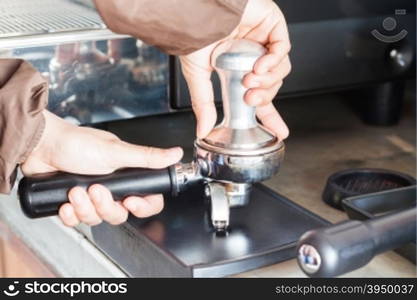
<box><xmin>18</xmin><ymin>167</ymin><xmax>174</xmax><ymax>218</ymax></box>
<box><xmin>297</xmin><ymin>208</ymin><xmax>416</xmax><ymax>277</ymax></box>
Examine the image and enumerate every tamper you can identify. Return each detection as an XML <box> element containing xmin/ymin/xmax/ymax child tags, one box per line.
<box><xmin>195</xmin><ymin>39</ymin><xmax>285</xmax><ymax>230</ymax></box>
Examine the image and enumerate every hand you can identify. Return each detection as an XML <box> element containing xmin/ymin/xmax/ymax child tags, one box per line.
<box><xmin>180</xmin><ymin>0</ymin><xmax>291</xmax><ymax>140</ymax></box>
<box><xmin>21</xmin><ymin>111</ymin><xmax>183</xmax><ymax>227</ymax></box>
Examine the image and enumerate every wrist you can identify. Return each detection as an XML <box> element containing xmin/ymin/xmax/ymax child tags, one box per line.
<box><xmin>30</xmin><ymin>110</ymin><xmax>69</xmax><ymax>159</ymax></box>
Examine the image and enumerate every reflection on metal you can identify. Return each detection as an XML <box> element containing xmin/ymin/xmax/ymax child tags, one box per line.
<box><xmin>0</xmin><ymin>0</ymin><xmax>171</xmax><ymax>123</ymax></box>
<box><xmin>298</xmin><ymin>244</ymin><xmax>322</xmax><ymax>274</ymax></box>
<box><xmin>0</xmin><ymin>0</ymin><xmax>103</xmax><ymax>38</ymax></box>
<box><xmin>206</xmin><ymin>183</ymin><xmax>230</xmax><ymax>231</ymax></box>
<box><xmin>0</xmin><ymin>0</ymin><xmax>128</xmax><ymax>48</ymax></box>
<box><xmin>1</xmin><ymin>38</ymin><xmax>170</xmax><ymax>124</ymax></box>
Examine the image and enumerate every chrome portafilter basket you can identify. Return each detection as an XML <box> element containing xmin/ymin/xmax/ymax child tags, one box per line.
<box><xmin>18</xmin><ymin>39</ymin><xmax>284</xmax><ymax>232</ymax></box>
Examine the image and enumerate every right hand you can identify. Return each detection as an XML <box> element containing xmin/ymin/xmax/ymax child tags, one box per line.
<box><xmin>21</xmin><ymin>110</ymin><xmax>183</xmax><ymax>227</ymax></box>
<box><xmin>180</xmin><ymin>0</ymin><xmax>291</xmax><ymax>140</ymax></box>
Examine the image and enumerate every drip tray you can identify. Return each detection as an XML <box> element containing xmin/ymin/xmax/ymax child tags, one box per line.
<box><xmin>91</xmin><ymin>184</ymin><xmax>329</xmax><ymax>277</ymax></box>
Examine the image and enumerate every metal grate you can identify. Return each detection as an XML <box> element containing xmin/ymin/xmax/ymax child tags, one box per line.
<box><xmin>0</xmin><ymin>0</ymin><xmax>106</xmax><ymax>38</ymax></box>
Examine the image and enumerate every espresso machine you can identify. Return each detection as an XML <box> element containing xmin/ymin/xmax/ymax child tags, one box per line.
<box><xmin>17</xmin><ymin>38</ymin><xmax>328</xmax><ymax>276</ymax></box>
<box><xmin>8</xmin><ymin>0</ymin><xmax>415</xmax><ymax>277</ymax></box>
<box><xmin>0</xmin><ymin>0</ymin><xmax>323</xmax><ymax>277</ymax></box>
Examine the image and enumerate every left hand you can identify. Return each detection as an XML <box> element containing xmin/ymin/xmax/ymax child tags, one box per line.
<box><xmin>21</xmin><ymin>110</ymin><xmax>183</xmax><ymax>227</ymax></box>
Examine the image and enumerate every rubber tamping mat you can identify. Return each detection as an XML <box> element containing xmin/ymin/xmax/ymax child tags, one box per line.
<box><xmin>91</xmin><ymin>184</ymin><xmax>329</xmax><ymax>277</ymax></box>
<box><xmin>323</xmin><ymin>168</ymin><xmax>416</xmax><ymax>210</ymax></box>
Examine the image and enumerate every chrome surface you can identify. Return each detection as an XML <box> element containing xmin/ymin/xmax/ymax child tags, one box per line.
<box><xmin>195</xmin><ymin>39</ymin><xmax>285</xmax><ymax>172</ymax></box>
<box><xmin>1</xmin><ymin>39</ymin><xmax>170</xmax><ymax>123</ymax></box>
<box><xmin>206</xmin><ymin>182</ymin><xmax>230</xmax><ymax>231</ymax></box>
<box><xmin>203</xmin><ymin>39</ymin><xmax>275</xmax><ymax>150</ymax></box>
<box><xmin>0</xmin><ymin>0</ymin><xmax>127</xmax><ymax>48</ymax></box>
<box><xmin>225</xmin><ymin>183</ymin><xmax>251</xmax><ymax>207</ymax></box>
<box><xmin>172</xmin><ymin>162</ymin><xmax>203</xmax><ymax>195</ymax></box>
<box><xmin>298</xmin><ymin>244</ymin><xmax>322</xmax><ymax>274</ymax></box>
<box><xmin>195</xmin><ymin>142</ymin><xmax>284</xmax><ymax>183</ymax></box>
<box><xmin>0</xmin><ymin>0</ymin><xmax>170</xmax><ymax>123</ymax></box>
<box><xmin>193</xmin><ymin>40</ymin><xmax>286</xmax><ymax>230</ymax></box>
<box><xmin>0</xmin><ymin>0</ymin><xmax>104</xmax><ymax>37</ymax></box>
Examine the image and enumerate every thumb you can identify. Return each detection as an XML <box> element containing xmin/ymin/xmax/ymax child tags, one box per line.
<box><xmin>112</xmin><ymin>142</ymin><xmax>183</xmax><ymax>169</ymax></box>
<box><xmin>180</xmin><ymin>55</ymin><xmax>217</xmax><ymax>139</ymax></box>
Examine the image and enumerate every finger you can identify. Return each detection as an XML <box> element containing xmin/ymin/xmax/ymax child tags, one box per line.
<box><xmin>58</xmin><ymin>203</ymin><xmax>80</xmax><ymax>227</ymax></box>
<box><xmin>82</xmin><ymin>126</ymin><xmax>119</xmax><ymax>141</ymax></box>
<box><xmin>180</xmin><ymin>57</ymin><xmax>217</xmax><ymax>139</ymax></box>
<box><xmin>245</xmin><ymin>81</ymin><xmax>282</xmax><ymax>106</ymax></box>
<box><xmin>256</xmin><ymin>103</ymin><xmax>289</xmax><ymax>140</ymax></box>
<box><xmin>253</xmin><ymin>17</ymin><xmax>291</xmax><ymax>74</ymax></box>
<box><xmin>254</xmin><ymin>42</ymin><xmax>291</xmax><ymax>75</ymax></box>
<box><xmin>112</xmin><ymin>143</ymin><xmax>183</xmax><ymax>169</ymax></box>
<box><xmin>243</xmin><ymin>56</ymin><xmax>291</xmax><ymax>89</ymax></box>
<box><xmin>269</xmin><ymin>14</ymin><xmax>290</xmax><ymax>46</ymax></box>
<box><xmin>243</xmin><ymin>4</ymin><xmax>286</xmax><ymax>44</ymax></box>
<box><xmin>68</xmin><ymin>186</ymin><xmax>102</xmax><ymax>226</ymax></box>
<box><xmin>88</xmin><ymin>184</ymin><xmax>128</xmax><ymax>225</ymax></box>
<box><xmin>191</xmin><ymin>92</ymin><xmax>218</xmax><ymax>139</ymax></box>
<box><xmin>123</xmin><ymin>194</ymin><xmax>164</xmax><ymax>218</ymax></box>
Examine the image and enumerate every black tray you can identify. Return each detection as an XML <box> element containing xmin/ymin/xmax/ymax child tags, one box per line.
<box><xmin>91</xmin><ymin>183</ymin><xmax>329</xmax><ymax>277</ymax></box>
<box><xmin>342</xmin><ymin>185</ymin><xmax>416</xmax><ymax>263</ymax></box>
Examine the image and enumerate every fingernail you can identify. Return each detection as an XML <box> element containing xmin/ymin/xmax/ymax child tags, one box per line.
<box><xmin>72</xmin><ymin>188</ymin><xmax>85</xmax><ymax>205</ymax></box>
<box><xmin>63</xmin><ymin>206</ymin><xmax>72</xmax><ymax>217</ymax></box>
<box><xmin>92</xmin><ymin>187</ymin><xmax>101</xmax><ymax>203</ymax></box>
<box><xmin>169</xmin><ymin>147</ymin><xmax>183</xmax><ymax>158</ymax></box>
<box><xmin>125</xmin><ymin>200</ymin><xmax>137</xmax><ymax>211</ymax></box>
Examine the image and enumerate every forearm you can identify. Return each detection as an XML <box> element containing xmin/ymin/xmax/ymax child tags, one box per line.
<box><xmin>0</xmin><ymin>59</ymin><xmax>47</xmax><ymax>193</ymax></box>
<box><xmin>93</xmin><ymin>0</ymin><xmax>248</xmax><ymax>55</ymax></box>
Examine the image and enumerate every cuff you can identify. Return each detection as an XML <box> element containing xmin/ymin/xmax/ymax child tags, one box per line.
<box><xmin>94</xmin><ymin>0</ymin><xmax>248</xmax><ymax>55</ymax></box>
<box><xmin>0</xmin><ymin>59</ymin><xmax>48</xmax><ymax>193</ymax></box>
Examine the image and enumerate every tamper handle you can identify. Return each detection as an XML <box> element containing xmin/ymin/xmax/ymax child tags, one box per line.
<box><xmin>212</xmin><ymin>39</ymin><xmax>266</xmax><ymax>130</ymax></box>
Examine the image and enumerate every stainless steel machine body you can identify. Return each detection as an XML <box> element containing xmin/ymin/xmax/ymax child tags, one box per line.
<box><xmin>9</xmin><ymin>0</ymin><xmax>416</xmax><ymax>278</ymax></box>
<box><xmin>0</xmin><ymin>0</ymin><xmax>170</xmax><ymax>124</ymax></box>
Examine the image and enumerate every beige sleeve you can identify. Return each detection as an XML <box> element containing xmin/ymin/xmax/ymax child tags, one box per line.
<box><xmin>94</xmin><ymin>0</ymin><xmax>248</xmax><ymax>55</ymax></box>
<box><xmin>0</xmin><ymin>59</ymin><xmax>47</xmax><ymax>193</ymax></box>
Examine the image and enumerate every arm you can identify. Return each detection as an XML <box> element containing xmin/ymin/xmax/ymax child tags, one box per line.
<box><xmin>94</xmin><ymin>0</ymin><xmax>291</xmax><ymax>140</ymax></box>
<box><xmin>93</xmin><ymin>0</ymin><xmax>248</xmax><ymax>55</ymax></box>
<box><xmin>0</xmin><ymin>59</ymin><xmax>47</xmax><ymax>193</ymax></box>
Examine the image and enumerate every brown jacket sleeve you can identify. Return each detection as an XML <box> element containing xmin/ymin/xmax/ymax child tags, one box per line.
<box><xmin>0</xmin><ymin>59</ymin><xmax>47</xmax><ymax>193</ymax></box>
<box><xmin>94</xmin><ymin>0</ymin><xmax>248</xmax><ymax>55</ymax></box>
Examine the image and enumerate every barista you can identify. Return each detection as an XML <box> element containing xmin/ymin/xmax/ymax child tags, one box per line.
<box><xmin>0</xmin><ymin>0</ymin><xmax>291</xmax><ymax>227</ymax></box>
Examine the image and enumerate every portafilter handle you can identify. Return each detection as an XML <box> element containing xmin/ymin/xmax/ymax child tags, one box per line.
<box><xmin>212</xmin><ymin>39</ymin><xmax>266</xmax><ymax>130</ymax></box>
<box><xmin>296</xmin><ymin>208</ymin><xmax>416</xmax><ymax>277</ymax></box>
<box><xmin>18</xmin><ymin>162</ymin><xmax>201</xmax><ymax>218</ymax></box>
